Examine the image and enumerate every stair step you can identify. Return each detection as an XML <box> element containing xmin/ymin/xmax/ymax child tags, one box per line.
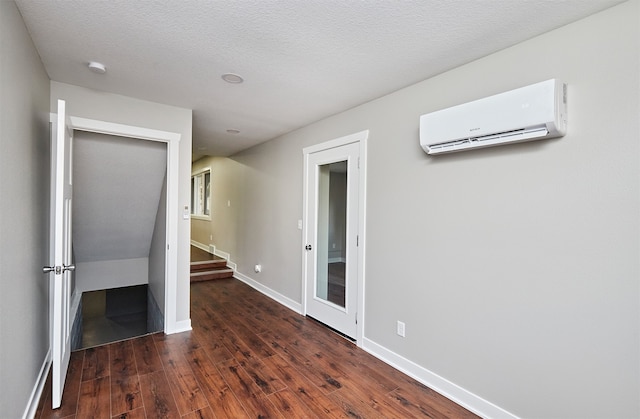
<box><xmin>190</xmin><ymin>268</ymin><xmax>234</xmax><ymax>282</ymax></box>
<box><xmin>190</xmin><ymin>259</ymin><xmax>227</xmax><ymax>272</ymax></box>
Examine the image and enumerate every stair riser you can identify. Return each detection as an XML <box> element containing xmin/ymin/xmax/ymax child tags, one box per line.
<box><xmin>191</xmin><ymin>265</ymin><xmax>226</xmax><ymax>273</ymax></box>
<box><xmin>190</xmin><ymin>271</ymin><xmax>234</xmax><ymax>282</ymax></box>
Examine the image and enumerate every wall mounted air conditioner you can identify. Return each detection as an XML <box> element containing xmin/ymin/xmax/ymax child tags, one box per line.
<box><xmin>420</xmin><ymin>79</ymin><xmax>567</xmax><ymax>155</ymax></box>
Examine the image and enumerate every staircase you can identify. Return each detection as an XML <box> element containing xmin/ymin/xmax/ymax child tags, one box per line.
<box><xmin>190</xmin><ymin>257</ymin><xmax>234</xmax><ymax>282</ymax></box>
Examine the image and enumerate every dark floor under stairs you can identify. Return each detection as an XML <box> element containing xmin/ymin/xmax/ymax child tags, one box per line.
<box><xmin>190</xmin><ymin>247</ymin><xmax>234</xmax><ymax>282</ymax></box>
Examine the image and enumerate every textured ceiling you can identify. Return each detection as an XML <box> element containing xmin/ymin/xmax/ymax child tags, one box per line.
<box><xmin>16</xmin><ymin>0</ymin><xmax>623</xmax><ymax>157</ymax></box>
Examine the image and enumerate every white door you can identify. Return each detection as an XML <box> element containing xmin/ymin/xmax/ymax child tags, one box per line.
<box><xmin>43</xmin><ymin>99</ymin><xmax>74</xmax><ymax>409</ymax></box>
<box><xmin>304</xmin><ymin>141</ymin><xmax>360</xmax><ymax>339</ymax></box>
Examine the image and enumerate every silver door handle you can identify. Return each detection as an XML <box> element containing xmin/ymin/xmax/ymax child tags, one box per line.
<box><xmin>42</xmin><ymin>265</ymin><xmax>75</xmax><ymax>274</ymax></box>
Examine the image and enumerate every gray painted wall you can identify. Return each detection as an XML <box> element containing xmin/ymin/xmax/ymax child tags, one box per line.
<box><xmin>190</xmin><ymin>156</ymin><xmax>240</xmax><ymax>254</ymax></box>
<box><xmin>73</xmin><ymin>132</ymin><xmax>167</xmax><ymax>262</ymax></box>
<box><xmin>149</xmin><ymin>172</ymin><xmax>168</xmax><ymax>316</ymax></box>
<box><xmin>0</xmin><ymin>1</ymin><xmax>51</xmax><ymax>417</ymax></box>
<box><xmin>194</xmin><ymin>2</ymin><xmax>639</xmax><ymax>417</ymax></box>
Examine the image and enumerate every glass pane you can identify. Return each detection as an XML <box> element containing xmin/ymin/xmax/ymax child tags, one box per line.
<box><xmin>190</xmin><ymin>177</ymin><xmax>196</xmax><ymax>214</ymax></box>
<box><xmin>204</xmin><ymin>172</ymin><xmax>211</xmax><ymax>215</ymax></box>
<box><xmin>316</xmin><ymin>161</ymin><xmax>347</xmax><ymax>308</ymax></box>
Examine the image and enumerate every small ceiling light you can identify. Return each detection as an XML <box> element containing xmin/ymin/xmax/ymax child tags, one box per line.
<box><xmin>221</xmin><ymin>73</ymin><xmax>244</xmax><ymax>84</ymax></box>
<box><xmin>87</xmin><ymin>61</ymin><xmax>107</xmax><ymax>74</ymax></box>
<box><xmin>226</xmin><ymin>129</ymin><xmax>240</xmax><ymax>134</ymax></box>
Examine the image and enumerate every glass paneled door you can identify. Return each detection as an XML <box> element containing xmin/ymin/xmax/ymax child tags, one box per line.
<box><xmin>304</xmin><ymin>140</ymin><xmax>361</xmax><ymax>340</ymax></box>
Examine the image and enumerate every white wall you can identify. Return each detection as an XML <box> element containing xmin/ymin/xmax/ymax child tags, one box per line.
<box><xmin>51</xmin><ymin>81</ymin><xmax>193</xmax><ymax>329</ymax></box>
<box><xmin>74</xmin><ymin>258</ymin><xmax>149</xmax><ymax>292</ymax></box>
<box><xmin>208</xmin><ymin>2</ymin><xmax>639</xmax><ymax>417</ymax></box>
<box><xmin>0</xmin><ymin>1</ymin><xmax>51</xmax><ymax>417</ymax></box>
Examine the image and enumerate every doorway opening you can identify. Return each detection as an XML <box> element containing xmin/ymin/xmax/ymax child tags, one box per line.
<box><xmin>69</xmin><ymin>130</ymin><xmax>167</xmax><ymax>348</ymax></box>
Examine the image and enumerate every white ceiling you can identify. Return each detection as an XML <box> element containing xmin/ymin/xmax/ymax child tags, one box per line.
<box><xmin>16</xmin><ymin>0</ymin><xmax>623</xmax><ymax>158</ymax></box>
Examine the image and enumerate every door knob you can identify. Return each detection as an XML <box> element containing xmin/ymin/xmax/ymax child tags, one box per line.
<box><xmin>43</xmin><ymin>265</ymin><xmax>75</xmax><ymax>274</ymax></box>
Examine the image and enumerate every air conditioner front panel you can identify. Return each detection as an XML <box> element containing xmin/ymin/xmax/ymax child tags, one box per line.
<box><xmin>420</xmin><ymin>79</ymin><xmax>567</xmax><ymax>155</ymax></box>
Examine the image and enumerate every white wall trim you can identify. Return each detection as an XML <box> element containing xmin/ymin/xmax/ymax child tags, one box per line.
<box><xmin>68</xmin><ymin>116</ymin><xmax>182</xmax><ymax>335</ymax></box>
<box><xmin>166</xmin><ymin>319</ymin><xmax>192</xmax><ymax>334</ymax></box>
<box><xmin>362</xmin><ymin>337</ymin><xmax>518</xmax><ymax>419</ymax></box>
<box><xmin>190</xmin><ymin>240</ymin><xmax>208</xmax><ymax>252</ymax></box>
<box><xmin>191</xmin><ymin>240</ymin><xmax>237</xmax><ymax>271</ymax></box>
<box><xmin>234</xmin><ymin>271</ymin><xmax>303</xmax><ymax>314</ymax></box>
<box><xmin>68</xmin><ymin>116</ymin><xmax>181</xmax><ymax>143</ymax></box>
<box><xmin>21</xmin><ymin>349</ymin><xmax>51</xmax><ymax>419</ymax></box>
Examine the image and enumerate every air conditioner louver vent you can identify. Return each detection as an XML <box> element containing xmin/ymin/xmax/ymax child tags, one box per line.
<box><xmin>428</xmin><ymin>126</ymin><xmax>549</xmax><ymax>154</ymax></box>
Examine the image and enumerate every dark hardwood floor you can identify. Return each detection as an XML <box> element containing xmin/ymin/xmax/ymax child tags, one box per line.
<box><xmin>35</xmin><ymin>277</ymin><xmax>478</xmax><ymax>418</ymax></box>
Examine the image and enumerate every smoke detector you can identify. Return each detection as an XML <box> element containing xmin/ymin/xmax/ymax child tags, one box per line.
<box><xmin>87</xmin><ymin>61</ymin><xmax>106</xmax><ymax>74</ymax></box>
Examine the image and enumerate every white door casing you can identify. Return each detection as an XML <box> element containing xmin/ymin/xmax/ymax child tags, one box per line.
<box><xmin>67</xmin><ymin>116</ymin><xmax>182</xmax><ymax>334</ymax></box>
<box><xmin>303</xmin><ymin>130</ymin><xmax>368</xmax><ymax>343</ymax></box>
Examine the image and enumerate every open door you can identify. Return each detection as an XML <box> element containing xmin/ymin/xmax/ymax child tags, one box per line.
<box><xmin>43</xmin><ymin>99</ymin><xmax>74</xmax><ymax>409</ymax></box>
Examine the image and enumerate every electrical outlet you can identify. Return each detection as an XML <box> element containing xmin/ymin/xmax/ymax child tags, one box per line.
<box><xmin>397</xmin><ymin>321</ymin><xmax>405</xmax><ymax>337</ymax></box>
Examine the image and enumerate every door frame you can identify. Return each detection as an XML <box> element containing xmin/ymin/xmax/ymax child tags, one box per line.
<box><xmin>302</xmin><ymin>130</ymin><xmax>368</xmax><ymax>346</ymax></box>
<box><xmin>66</xmin><ymin>116</ymin><xmax>182</xmax><ymax>333</ymax></box>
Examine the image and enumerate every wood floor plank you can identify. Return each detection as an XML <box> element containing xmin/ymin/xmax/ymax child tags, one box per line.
<box><xmin>259</xmin><ymin>329</ymin><xmax>344</xmax><ymax>395</ymax></box>
<box><xmin>388</xmin><ymin>385</ymin><xmax>480</xmax><ymax>418</ymax></box>
<box><xmin>181</xmin><ymin>406</ymin><xmax>217</xmax><ymax>419</ymax></box>
<box><xmin>109</xmin><ymin>340</ymin><xmax>143</xmax><ymax>416</ymax></box>
<box><xmin>76</xmin><ymin>376</ymin><xmax>111</xmax><ymax>419</ymax></box>
<box><xmin>110</xmin><ymin>375</ymin><xmax>142</xmax><ymax>417</ymax></box>
<box><xmin>132</xmin><ymin>334</ymin><xmax>163</xmax><ymax>375</ymax></box>
<box><xmin>109</xmin><ymin>340</ymin><xmax>138</xmax><ymax>378</ymax></box>
<box><xmin>216</xmin><ymin>359</ymin><xmax>283</xmax><ymax>418</ymax></box>
<box><xmin>267</xmin><ymin>388</ymin><xmax>320</xmax><ymax>418</ymax></box>
<box><xmin>111</xmin><ymin>406</ymin><xmax>146</xmax><ymax>419</ymax></box>
<box><xmin>138</xmin><ymin>370</ymin><xmax>181</xmax><ymax>419</ymax></box>
<box><xmin>82</xmin><ymin>345</ymin><xmax>110</xmax><ymax>381</ymax></box>
<box><xmin>154</xmin><ymin>335</ymin><xmax>209</xmax><ymax>416</ymax></box>
<box><xmin>329</xmin><ymin>374</ymin><xmax>411</xmax><ymax>418</ymax></box>
<box><xmin>190</xmin><ymin>327</ymin><xmax>234</xmax><ymax>364</ymax></box>
<box><xmin>183</xmin><ymin>344</ymin><xmax>250</xmax><ymax>418</ymax></box>
<box><xmin>261</xmin><ymin>355</ymin><xmax>347</xmax><ymax>419</ymax></box>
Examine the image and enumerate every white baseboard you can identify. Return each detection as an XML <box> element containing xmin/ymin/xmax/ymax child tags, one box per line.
<box><xmin>190</xmin><ymin>240</ymin><xmax>209</xmax><ymax>252</ymax></box>
<box><xmin>233</xmin><ymin>271</ymin><xmax>303</xmax><ymax>314</ymax></box>
<box><xmin>361</xmin><ymin>337</ymin><xmax>517</xmax><ymax>419</ymax></box>
<box><xmin>191</xmin><ymin>240</ymin><xmax>237</xmax><ymax>271</ymax></box>
<box><xmin>22</xmin><ymin>348</ymin><xmax>51</xmax><ymax>419</ymax></box>
<box><xmin>165</xmin><ymin>319</ymin><xmax>192</xmax><ymax>335</ymax></box>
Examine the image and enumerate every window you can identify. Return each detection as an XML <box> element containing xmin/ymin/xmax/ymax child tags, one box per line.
<box><xmin>191</xmin><ymin>169</ymin><xmax>211</xmax><ymax>219</ymax></box>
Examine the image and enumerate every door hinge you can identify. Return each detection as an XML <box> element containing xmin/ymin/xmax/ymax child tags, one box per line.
<box><xmin>356</xmin><ymin>235</ymin><xmax>359</xmax><ymax>247</ymax></box>
<box><xmin>357</xmin><ymin>157</ymin><xmax>360</xmax><ymax>169</ymax></box>
<box><xmin>355</xmin><ymin>313</ymin><xmax>358</xmax><ymax>324</ymax></box>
